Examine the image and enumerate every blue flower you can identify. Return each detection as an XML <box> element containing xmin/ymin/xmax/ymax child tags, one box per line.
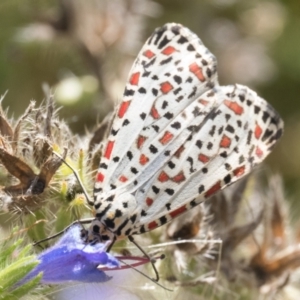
<box><xmin>20</xmin><ymin>225</ymin><xmax>120</xmax><ymax>284</ymax></box>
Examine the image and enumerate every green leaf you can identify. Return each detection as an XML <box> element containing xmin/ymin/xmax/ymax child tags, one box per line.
<box><xmin>0</xmin><ymin>256</ymin><xmax>39</xmax><ymax>290</ymax></box>
<box><xmin>8</xmin><ymin>272</ymin><xmax>42</xmax><ymax>299</ymax></box>
<box><xmin>17</xmin><ymin>244</ymin><xmax>33</xmax><ymax>260</ymax></box>
<box><xmin>0</xmin><ymin>239</ymin><xmax>23</xmax><ymax>265</ymax></box>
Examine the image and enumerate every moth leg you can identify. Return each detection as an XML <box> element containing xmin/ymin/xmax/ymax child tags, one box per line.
<box><xmin>128</xmin><ymin>235</ymin><xmax>160</xmax><ymax>282</ymax></box>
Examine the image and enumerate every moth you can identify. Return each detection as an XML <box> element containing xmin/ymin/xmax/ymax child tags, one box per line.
<box><xmin>86</xmin><ymin>23</ymin><xmax>283</xmax><ymax>250</ymax></box>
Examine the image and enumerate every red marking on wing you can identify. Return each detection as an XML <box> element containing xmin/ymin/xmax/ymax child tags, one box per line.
<box><xmin>256</xmin><ymin>146</ymin><xmax>263</xmax><ymax>158</ymax></box>
<box><xmin>118</xmin><ymin>101</ymin><xmax>131</xmax><ymax>118</ymax></box>
<box><xmin>148</xmin><ymin>221</ymin><xmax>158</xmax><ymax>230</ymax></box>
<box><xmin>143</xmin><ymin>49</ymin><xmax>155</xmax><ymax>59</ymax></box>
<box><xmin>159</xmin><ymin>131</ymin><xmax>174</xmax><ymax>145</ymax></box>
<box><xmin>158</xmin><ymin>171</ymin><xmax>169</xmax><ymax>182</ymax></box>
<box><xmin>220</xmin><ymin>135</ymin><xmax>231</xmax><ymax>148</ymax></box>
<box><xmin>174</xmin><ymin>145</ymin><xmax>185</xmax><ymax>158</ymax></box>
<box><xmin>172</xmin><ymin>171</ymin><xmax>186</xmax><ymax>183</ymax></box>
<box><xmin>146</xmin><ymin>197</ymin><xmax>153</xmax><ymax>207</ymax></box>
<box><xmin>160</xmin><ymin>82</ymin><xmax>173</xmax><ymax>94</ymax></box>
<box><xmin>199</xmin><ymin>99</ymin><xmax>209</xmax><ymax>106</ymax></box>
<box><xmin>233</xmin><ymin>165</ymin><xmax>245</xmax><ymax>177</ymax></box>
<box><xmin>130</xmin><ymin>72</ymin><xmax>140</xmax><ymax>86</ymax></box>
<box><xmin>224</xmin><ymin>100</ymin><xmax>244</xmax><ymax>115</ymax></box>
<box><xmin>205</xmin><ymin>181</ymin><xmax>221</xmax><ymax>198</ymax></box>
<box><xmin>254</xmin><ymin>124</ymin><xmax>262</xmax><ymax>139</ymax></box>
<box><xmin>170</xmin><ymin>205</ymin><xmax>187</xmax><ymax>219</ymax></box>
<box><xmin>137</xmin><ymin>135</ymin><xmax>147</xmax><ymax>149</ymax></box>
<box><xmin>198</xmin><ymin>153</ymin><xmax>210</xmax><ymax>163</ymax></box>
<box><xmin>189</xmin><ymin>62</ymin><xmax>205</xmax><ymax>82</ymax></box>
<box><xmin>119</xmin><ymin>175</ymin><xmax>128</xmax><ymax>182</ymax></box>
<box><xmin>139</xmin><ymin>154</ymin><xmax>149</xmax><ymax>165</ymax></box>
<box><xmin>96</xmin><ymin>172</ymin><xmax>104</xmax><ymax>182</ymax></box>
<box><xmin>104</xmin><ymin>141</ymin><xmax>114</xmax><ymax>159</ymax></box>
<box><xmin>150</xmin><ymin>105</ymin><xmax>160</xmax><ymax>119</ymax></box>
<box><xmin>162</xmin><ymin>46</ymin><xmax>176</xmax><ymax>55</ymax></box>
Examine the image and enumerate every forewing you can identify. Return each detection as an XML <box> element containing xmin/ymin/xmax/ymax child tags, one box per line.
<box><xmin>130</xmin><ymin>84</ymin><xmax>283</xmax><ymax>233</ymax></box>
<box><xmin>94</xmin><ymin>23</ymin><xmax>218</xmax><ymax>196</ymax></box>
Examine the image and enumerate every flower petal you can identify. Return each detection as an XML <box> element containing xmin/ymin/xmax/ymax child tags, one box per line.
<box><xmin>20</xmin><ymin>225</ymin><xmax>119</xmax><ymax>284</ymax></box>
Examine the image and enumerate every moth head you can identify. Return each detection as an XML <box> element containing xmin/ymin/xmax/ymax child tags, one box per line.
<box><xmin>87</xmin><ymin>218</ymin><xmax>115</xmax><ymax>242</ymax></box>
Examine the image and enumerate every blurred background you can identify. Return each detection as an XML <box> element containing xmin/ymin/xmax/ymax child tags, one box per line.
<box><xmin>0</xmin><ymin>0</ymin><xmax>298</xmax><ymax>215</ymax></box>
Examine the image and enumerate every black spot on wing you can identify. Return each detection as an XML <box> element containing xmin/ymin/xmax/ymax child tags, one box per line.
<box><xmin>160</xmin><ymin>56</ymin><xmax>172</xmax><ymax>65</ymax></box>
<box><xmin>124</xmin><ymin>88</ymin><xmax>134</xmax><ymax>97</ymax></box>
<box><xmin>158</xmin><ymin>36</ymin><xmax>171</xmax><ymax>49</ymax></box>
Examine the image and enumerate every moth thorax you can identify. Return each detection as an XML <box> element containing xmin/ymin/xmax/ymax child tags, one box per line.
<box><xmin>92</xmin><ymin>192</ymin><xmax>137</xmax><ymax>240</ymax></box>
<box><xmin>111</xmin><ymin>192</ymin><xmax>136</xmax><ymax>221</ymax></box>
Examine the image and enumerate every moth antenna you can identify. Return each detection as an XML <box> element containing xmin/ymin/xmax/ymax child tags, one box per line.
<box><xmin>52</xmin><ymin>150</ymin><xmax>94</xmax><ymax>206</ymax></box>
<box><xmin>33</xmin><ymin>218</ymin><xmax>94</xmax><ymax>246</ymax></box>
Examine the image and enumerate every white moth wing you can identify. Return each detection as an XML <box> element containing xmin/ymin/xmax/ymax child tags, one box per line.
<box><xmin>94</xmin><ymin>23</ymin><xmax>218</xmax><ymax>197</ymax></box>
<box><xmin>128</xmin><ymin>85</ymin><xmax>283</xmax><ymax>232</ymax></box>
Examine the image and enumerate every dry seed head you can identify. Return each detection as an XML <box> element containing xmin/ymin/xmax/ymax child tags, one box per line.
<box><xmin>0</xmin><ymin>96</ymin><xmax>94</xmax><ymax>219</ymax></box>
<box><xmin>160</xmin><ymin>173</ymin><xmax>300</xmax><ymax>298</ymax></box>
